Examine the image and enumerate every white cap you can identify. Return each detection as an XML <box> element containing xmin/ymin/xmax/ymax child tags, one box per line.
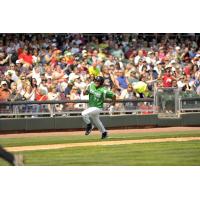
<box><xmin>1</xmin><ymin>81</ymin><xmax>7</xmax><ymax>86</ymax></box>
<box><xmin>74</xmin><ymin>75</ymin><xmax>80</xmax><ymax>79</ymax></box>
<box><xmin>16</xmin><ymin>59</ymin><xmax>22</xmax><ymax>64</ymax></box>
<box><xmin>82</xmin><ymin>50</ymin><xmax>87</xmax><ymax>54</ymax></box>
<box><xmin>165</xmin><ymin>64</ymin><xmax>172</xmax><ymax>69</ymax></box>
<box><xmin>156</xmin><ymin>61</ymin><xmax>161</xmax><ymax>65</ymax></box>
<box><xmin>195</xmin><ymin>54</ymin><xmax>200</xmax><ymax>58</ymax></box>
<box><xmin>175</xmin><ymin>46</ymin><xmax>180</xmax><ymax>50</ymax></box>
<box><xmin>66</xmin><ymin>52</ymin><xmax>72</xmax><ymax>56</ymax></box>
<box><xmin>148</xmin><ymin>51</ymin><xmax>153</xmax><ymax>55</ymax></box>
<box><xmin>63</xmin><ymin>74</ymin><xmax>69</xmax><ymax>79</ymax></box>
<box><xmin>170</xmin><ymin>60</ymin><xmax>176</xmax><ymax>64</ymax></box>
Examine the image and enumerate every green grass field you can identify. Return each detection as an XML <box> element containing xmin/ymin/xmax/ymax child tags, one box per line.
<box><xmin>0</xmin><ymin>130</ymin><xmax>200</xmax><ymax>166</ymax></box>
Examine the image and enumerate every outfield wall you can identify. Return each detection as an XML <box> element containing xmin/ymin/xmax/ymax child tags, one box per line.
<box><xmin>0</xmin><ymin>113</ymin><xmax>200</xmax><ymax>132</ymax></box>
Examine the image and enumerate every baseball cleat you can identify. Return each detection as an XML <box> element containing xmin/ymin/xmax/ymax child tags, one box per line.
<box><xmin>85</xmin><ymin>123</ymin><xmax>94</xmax><ymax>135</ymax></box>
<box><xmin>101</xmin><ymin>132</ymin><xmax>108</xmax><ymax>139</ymax></box>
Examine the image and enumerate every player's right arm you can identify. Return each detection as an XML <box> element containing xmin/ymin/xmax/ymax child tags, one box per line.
<box><xmin>105</xmin><ymin>90</ymin><xmax>116</xmax><ymax>106</ymax></box>
<box><xmin>83</xmin><ymin>82</ymin><xmax>93</xmax><ymax>95</ymax></box>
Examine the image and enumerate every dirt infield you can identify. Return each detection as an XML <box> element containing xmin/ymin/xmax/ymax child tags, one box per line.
<box><xmin>2</xmin><ymin>127</ymin><xmax>200</xmax><ymax>152</ymax></box>
<box><xmin>5</xmin><ymin>136</ymin><xmax>200</xmax><ymax>152</ymax></box>
<box><xmin>1</xmin><ymin>127</ymin><xmax>200</xmax><ymax>139</ymax></box>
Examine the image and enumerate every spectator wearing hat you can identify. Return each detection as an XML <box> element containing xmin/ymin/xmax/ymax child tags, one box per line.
<box><xmin>173</xmin><ymin>46</ymin><xmax>182</xmax><ymax>63</ymax></box>
<box><xmin>68</xmin><ymin>67</ymin><xmax>81</xmax><ymax>83</ymax></box>
<box><xmin>57</xmin><ymin>74</ymin><xmax>69</xmax><ymax>95</ymax></box>
<box><xmin>146</xmin><ymin>51</ymin><xmax>156</xmax><ymax>65</ymax></box>
<box><xmin>177</xmin><ymin>76</ymin><xmax>186</xmax><ymax>90</ymax></box>
<box><xmin>4</xmin><ymin>71</ymin><xmax>14</xmax><ymax>89</ymax></box>
<box><xmin>16</xmin><ymin>72</ymin><xmax>29</xmax><ymax>92</ymax></box>
<box><xmin>162</xmin><ymin>66</ymin><xmax>176</xmax><ymax>88</ymax></box>
<box><xmin>137</xmin><ymin>58</ymin><xmax>147</xmax><ymax>73</ymax></box>
<box><xmin>65</xmin><ymin>51</ymin><xmax>75</xmax><ymax>66</ymax></box>
<box><xmin>172</xmin><ymin>63</ymin><xmax>182</xmax><ymax>78</ymax></box>
<box><xmin>0</xmin><ymin>81</ymin><xmax>11</xmax><ymax>101</ymax></box>
<box><xmin>127</xmin><ymin>69</ymin><xmax>139</xmax><ymax>85</ymax></box>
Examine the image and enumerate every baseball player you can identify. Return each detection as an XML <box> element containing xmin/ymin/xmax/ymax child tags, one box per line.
<box><xmin>82</xmin><ymin>76</ymin><xmax>116</xmax><ymax>139</ymax></box>
<box><xmin>0</xmin><ymin>145</ymin><xmax>24</xmax><ymax>166</ymax></box>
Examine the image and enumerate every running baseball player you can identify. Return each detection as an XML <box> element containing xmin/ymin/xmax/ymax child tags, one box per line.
<box><xmin>0</xmin><ymin>146</ymin><xmax>24</xmax><ymax>166</ymax></box>
<box><xmin>82</xmin><ymin>76</ymin><xmax>116</xmax><ymax>139</ymax></box>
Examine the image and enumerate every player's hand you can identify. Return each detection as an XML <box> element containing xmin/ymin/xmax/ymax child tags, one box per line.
<box><xmin>108</xmin><ymin>105</ymin><xmax>115</xmax><ymax>115</ymax></box>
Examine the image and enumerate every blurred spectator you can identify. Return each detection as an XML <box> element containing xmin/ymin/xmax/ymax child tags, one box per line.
<box><xmin>101</xmin><ymin>66</ymin><xmax>114</xmax><ymax>89</ymax></box>
<box><xmin>88</xmin><ymin>60</ymin><xmax>100</xmax><ymax>77</ymax></box>
<box><xmin>69</xmin><ymin>86</ymin><xmax>83</xmax><ymax>109</ymax></box>
<box><xmin>47</xmin><ymin>85</ymin><xmax>62</xmax><ymax>115</ymax></box>
<box><xmin>1</xmin><ymin>33</ymin><xmax>200</xmax><ymax>116</ymax></box>
<box><xmin>9</xmin><ymin>82</ymin><xmax>22</xmax><ymax>101</ymax></box>
<box><xmin>162</xmin><ymin>67</ymin><xmax>176</xmax><ymax>88</ymax></box>
<box><xmin>0</xmin><ymin>81</ymin><xmax>11</xmax><ymax>101</ymax></box>
<box><xmin>115</xmin><ymin>70</ymin><xmax>129</xmax><ymax>90</ymax></box>
<box><xmin>133</xmin><ymin>76</ymin><xmax>149</xmax><ymax>98</ymax></box>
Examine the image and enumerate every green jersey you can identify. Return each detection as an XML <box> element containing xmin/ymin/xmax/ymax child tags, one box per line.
<box><xmin>86</xmin><ymin>82</ymin><xmax>115</xmax><ymax>108</ymax></box>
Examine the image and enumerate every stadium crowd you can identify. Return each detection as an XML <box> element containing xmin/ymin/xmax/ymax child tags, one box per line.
<box><xmin>0</xmin><ymin>33</ymin><xmax>200</xmax><ymax>113</ymax></box>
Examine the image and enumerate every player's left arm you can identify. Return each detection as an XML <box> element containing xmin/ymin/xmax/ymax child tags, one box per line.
<box><xmin>105</xmin><ymin>91</ymin><xmax>116</xmax><ymax>106</ymax></box>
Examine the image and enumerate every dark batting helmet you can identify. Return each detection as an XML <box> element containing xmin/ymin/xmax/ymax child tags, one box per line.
<box><xmin>94</xmin><ymin>76</ymin><xmax>104</xmax><ymax>86</ymax></box>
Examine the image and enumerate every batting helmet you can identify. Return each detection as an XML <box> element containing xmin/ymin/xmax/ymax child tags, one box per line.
<box><xmin>94</xmin><ymin>76</ymin><xmax>104</xmax><ymax>86</ymax></box>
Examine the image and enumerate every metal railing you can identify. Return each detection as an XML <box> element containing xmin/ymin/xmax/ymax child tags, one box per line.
<box><xmin>0</xmin><ymin>98</ymin><xmax>155</xmax><ymax>118</ymax></box>
<box><xmin>179</xmin><ymin>97</ymin><xmax>200</xmax><ymax>113</ymax></box>
<box><xmin>1</xmin><ymin>94</ymin><xmax>200</xmax><ymax>119</ymax></box>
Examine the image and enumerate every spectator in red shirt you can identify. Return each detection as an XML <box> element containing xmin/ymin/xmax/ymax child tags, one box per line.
<box><xmin>35</xmin><ymin>88</ymin><xmax>48</xmax><ymax>116</ymax></box>
<box><xmin>18</xmin><ymin>48</ymin><xmax>33</xmax><ymax>65</ymax></box>
<box><xmin>184</xmin><ymin>62</ymin><xmax>193</xmax><ymax>76</ymax></box>
<box><xmin>162</xmin><ymin>67</ymin><xmax>176</xmax><ymax>87</ymax></box>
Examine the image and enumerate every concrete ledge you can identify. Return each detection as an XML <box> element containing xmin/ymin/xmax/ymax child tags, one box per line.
<box><xmin>0</xmin><ymin>113</ymin><xmax>200</xmax><ymax>132</ymax></box>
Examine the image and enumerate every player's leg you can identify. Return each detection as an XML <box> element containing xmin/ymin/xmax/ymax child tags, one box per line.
<box><xmin>82</xmin><ymin>107</ymin><xmax>96</xmax><ymax>135</ymax></box>
<box><xmin>91</xmin><ymin>111</ymin><xmax>108</xmax><ymax>139</ymax></box>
